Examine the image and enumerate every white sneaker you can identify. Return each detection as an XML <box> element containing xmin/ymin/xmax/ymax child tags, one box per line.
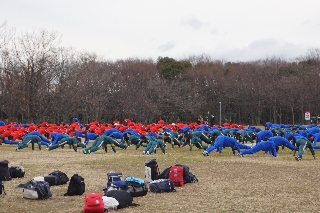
<box><xmin>202</xmin><ymin>151</ymin><xmax>209</xmax><ymax>156</ymax></box>
<box><xmin>15</xmin><ymin>147</ymin><xmax>19</xmax><ymax>152</ymax></box>
<box><xmin>146</xmin><ymin>151</ymin><xmax>150</xmax><ymax>155</ymax></box>
<box><xmin>142</xmin><ymin>151</ymin><xmax>145</xmax><ymax>155</ymax></box>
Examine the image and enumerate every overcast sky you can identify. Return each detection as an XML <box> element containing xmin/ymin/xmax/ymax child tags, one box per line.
<box><xmin>2</xmin><ymin>0</ymin><xmax>320</xmax><ymax>62</ymax></box>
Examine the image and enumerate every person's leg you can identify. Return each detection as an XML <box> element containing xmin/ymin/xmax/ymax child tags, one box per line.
<box><xmin>111</xmin><ymin>144</ymin><xmax>116</xmax><ymax>153</ymax></box>
<box><xmin>17</xmin><ymin>141</ymin><xmax>28</xmax><ymax>150</ymax></box>
<box><xmin>297</xmin><ymin>143</ymin><xmax>305</xmax><ymax>159</ymax></box>
<box><xmin>72</xmin><ymin>143</ymin><xmax>77</xmax><ymax>152</ymax></box>
<box><xmin>37</xmin><ymin>142</ymin><xmax>42</xmax><ymax>150</ymax></box>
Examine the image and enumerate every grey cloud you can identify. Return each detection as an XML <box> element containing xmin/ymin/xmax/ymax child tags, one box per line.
<box><xmin>157</xmin><ymin>40</ymin><xmax>176</xmax><ymax>52</ymax></box>
<box><xmin>180</xmin><ymin>16</ymin><xmax>207</xmax><ymax>30</ymax></box>
<box><xmin>248</xmin><ymin>39</ymin><xmax>278</xmax><ymax>49</ymax></box>
<box><xmin>211</xmin><ymin>29</ymin><xmax>218</xmax><ymax>34</ymax></box>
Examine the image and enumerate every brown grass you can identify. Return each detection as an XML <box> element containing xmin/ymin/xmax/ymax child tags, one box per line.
<box><xmin>1</xmin><ymin>142</ymin><xmax>319</xmax><ymax>213</ymax></box>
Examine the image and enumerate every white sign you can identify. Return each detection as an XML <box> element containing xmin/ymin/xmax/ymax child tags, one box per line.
<box><xmin>305</xmin><ymin>111</ymin><xmax>310</xmax><ymax>121</ymax></box>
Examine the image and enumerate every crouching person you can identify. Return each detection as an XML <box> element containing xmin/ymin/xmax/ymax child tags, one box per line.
<box><xmin>83</xmin><ymin>135</ymin><xmax>116</xmax><ymax>154</ymax></box>
<box><xmin>239</xmin><ymin>141</ymin><xmax>277</xmax><ymax>157</ymax></box>
<box><xmin>16</xmin><ymin>135</ymin><xmax>42</xmax><ymax>151</ymax></box>
<box><xmin>48</xmin><ymin>137</ymin><xmax>80</xmax><ymax>152</ymax></box>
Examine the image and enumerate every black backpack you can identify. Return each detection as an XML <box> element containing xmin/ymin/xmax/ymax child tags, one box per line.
<box><xmin>0</xmin><ymin>160</ymin><xmax>11</xmax><ymax>181</ymax></box>
<box><xmin>175</xmin><ymin>164</ymin><xmax>198</xmax><ymax>183</ymax></box>
<box><xmin>48</xmin><ymin>170</ymin><xmax>69</xmax><ymax>185</ymax></box>
<box><xmin>104</xmin><ymin>190</ymin><xmax>139</xmax><ymax>209</ymax></box>
<box><xmin>64</xmin><ymin>174</ymin><xmax>85</xmax><ymax>196</ymax></box>
<box><xmin>9</xmin><ymin>166</ymin><xmax>25</xmax><ymax>178</ymax></box>
<box><xmin>145</xmin><ymin>158</ymin><xmax>160</xmax><ymax>182</ymax></box>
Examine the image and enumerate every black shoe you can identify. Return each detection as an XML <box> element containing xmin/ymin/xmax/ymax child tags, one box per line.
<box><xmin>232</xmin><ymin>150</ymin><xmax>236</xmax><ymax>155</ymax></box>
<box><xmin>238</xmin><ymin>153</ymin><xmax>243</xmax><ymax>157</ymax></box>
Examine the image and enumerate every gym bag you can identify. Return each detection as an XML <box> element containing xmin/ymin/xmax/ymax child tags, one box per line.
<box><xmin>102</xmin><ymin>196</ymin><xmax>119</xmax><ymax>211</ymax></box>
<box><xmin>124</xmin><ymin>176</ymin><xmax>148</xmax><ymax>197</ymax></box>
<box><xmin>23</xmin><ymin>180</ymin><xmax>52</xmax><ymax>200</ymax></box>
<box><xmin>9</xmin><ymin>166</ymin><xmax>25</xmax><ymax>178</ymax></box>
<box><xmin>0</xmin><ymin>160</ymin><xmax>11</xmax><ymax>181</ymax></box>
<box><xmin>83</xmin><ymin>192</ymin><xmax>104</xmax><ymax>213</ymax></box>
<box><xmin>168</xmin><ymin>165</ymin><xmax>184</xmax><ymax>187</ymax></box>
<box><xmin>48</xmin><ymin>170</ymin><xmax>69</xmax><ymax>186</ymax></box>
<box><xmin>107</xmin><ymin>172</ymin><xmax>122</xmax><ymax>182</ymax></box>
<box><xmin>103</xmin><ymin>180</ymin><xmax>128</xmax><ymax>192</ymax></box>
<box><xmin>64</xmin><ymin>174</ymin><xmax>85</xmax><ymax>196</ymax></box>
<box><xmin>104</xmin><ymin>190</ymin><xmax>139</xmax><ymax>209</ymax></box>
<box><xmin>149</xmin><ymin>179</ymin><xmax>176</xmax><ymax>193</ymax></box>
<box><xmin>145</xmin><ymin>158</ymin><xmax>160</xmax><ymax>182</ymax></box>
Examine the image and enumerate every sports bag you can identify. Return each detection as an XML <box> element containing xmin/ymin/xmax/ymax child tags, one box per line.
<box><xmin>184</xmin><ymin>172</ymin><xmax>199</xmax><ymax>183</ymax></box>
<box><xmin>102</xmin><ymin>196</ymin><xmax>119</xmax><ymax>211</ymax></box>
<box><xmin>9</xmin><ymin>165</ymin><xmax>25</xmax><ymax>178</ymax></box>
<box><xmin>64</xmin><ymin>174</ymin><xmax>85</xmax><ymax>196</ymax></box>
<box><xmin>44</xmin><ymin>175</ymin><xmax>56</xmax><ymax>186</ymax></box>
<box><xmin>145</xmin><ymin>158</ymin><xmax>160</xmax><ymax>182</ymax></box>
<box><xmin>168</xmin><ymin>165</ymin><xmax>184</xmax><ymax>186</ymax></box>
<box><xmin>0</xmin><ymin>160</ymin><xmax>11</xmax><ymax>181</ymax></box>
<box><xmin>149</xmin><ymin>179</ymin><xmax>176</xmax><ymax>193</ymax></box>
<box><xmin>175</xmin><ymin>164</ymin><xmax>198</xmax><ymax>184</ymax></box>
<box><xmin>83</xmin><ymin>192</ymin><xmax>104</xmax><ymax>213</ymax></box>
<box><xmin>104</xmin><ymin>190</ymin><xmax>139</xmax><ymax>209</ymax></box>
<box><xmin>23</xmin><ymin>180</ymin><xmax>52</xmax><ymax>200</ymax></box>
<box><xmin>107</xmin><ymin>172</ymin><xmax>122</xmax><ymax>182</ymax></box>
<box><xmin>104</xmin><ymin>180</ymin><xmax>128</xmax><ymax>192</ymax></box>
<box><xmin>124</xmin><ymin>176</ymin><xmax>148</xmax><ymax>197</ymax></box>
<box><xmin>48</xmin><ymin>170</ymin><xmax>69</xmax><ymax>185</ymax></box>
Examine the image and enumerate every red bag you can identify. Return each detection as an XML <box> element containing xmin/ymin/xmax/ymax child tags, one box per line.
<box><xmin>168</xmin><ymin>165</ymin><xmax>184</xmax><ymax>186</ymax></box>
<box><xmin>83</xmin><ymin>192</ymin><xmax>104</xmax><ymax>213</ymax></box>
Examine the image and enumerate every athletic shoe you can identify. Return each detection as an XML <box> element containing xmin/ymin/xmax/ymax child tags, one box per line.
<box><xmin>83</xmin><ymin>150</ymin><xmax>86</xmax><ymax>154</ymax></box>
<box><xmin>142</xmin><ymin>151</ymin><xmax>145</xmax><ymax>155</ymax></box>
<box><xmin>295</xmin><ymin>156</ymin><xmax>302</xmax><ymax>161</ymax></box>
<box><xmin>146</xmin><ymin>151</ymin><xmax>150</xmax><ymax>155</ymax></box>
<box><xmin>15</xmin><ymin>147</ymin><xmax>19</xmax><ymax>152</ymax></box>
<box><xmin>232</xmin><ymin>150</ymin><xmax>236</xmax><ymax>155</ymax></box>
<box><xmin>238</xmin><ymin>153</ymin><xmax>243</xmax><ymax>157</ymax></box>
<box><xmin>202</xmin><ymin>151</ymin><xmax>209</xmax><ymax>156</ymax></box>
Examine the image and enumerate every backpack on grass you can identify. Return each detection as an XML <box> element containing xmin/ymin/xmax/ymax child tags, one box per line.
<box><xmin>145</xmin><ymin>158</ymin><xmax>160</xmax><ymax>182</ymax></box>
<box><xmin>48</xmin><ymin>170</ymin><xmax>69</xmax><ymax>186</ymax></box>
<box><xmin>83</xmin><ymin>192</ymin><xmax>104</xmax><ymax>213</ymax></box>
<box><xmin>107</xmin><ymin>172</ymin><xmax>122</xmax><ymax>182</ymax></box>
<box><xmin>9</xmin><ymin>163</ymin><xmax>25</xmax><ymax>178</ymax></box>
<box><xmin>104</xmin><ymin>180</ymin><xmax>128</xmax><ymax>192</ymax></box>
<box><xmin>23</xmin><ymin>180</ymin><xmax>52</xmax><ymax>200</ymax></box>
<box><xmin>0</xmin><ymin>160</ymin><xmax>11</xmax><ymax>181</ymax></box>
<box><xmin>104</xmin><ymin>190</ymin><xmax>139</xmax><ymax>209</ymax></box>
<box><xmin>168</xmin><ymin>165</ymin><xmax>184</xmax><ymax>186</ymax></box>
<box><xmin>102</xmin><ymin>196</ymin><xmax>119</xmax><ymax>211</ymax></box>
<box><xmin>64</xmin><ymin>174</ymin><xmax>85</xmax><ymax>196</ymax></box>
<box><xmin>174</xmin><ymin>164</ymin><xmax>198</xmax><ymax>184</ymax></box>
<box><xmin>149</xmin><ymin>179</ymin><xmax>176</xmax><ymax>193</ymax></box>
<box><xmin>124</xmin><ymin>176</ymin><xmax>148</xmax><ymax>197</ymax></box>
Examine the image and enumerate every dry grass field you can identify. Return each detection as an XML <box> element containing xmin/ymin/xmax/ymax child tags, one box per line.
<box><xmin>1</xmin><ymin>141</ymin><xmax>320</xmax><ymax>213</ymax></box>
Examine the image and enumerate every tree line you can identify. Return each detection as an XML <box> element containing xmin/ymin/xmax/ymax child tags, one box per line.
<box><xmin>1</xmin><ymin>27</ymin><xmax>320</xmax><ymax>126</ymax></box>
